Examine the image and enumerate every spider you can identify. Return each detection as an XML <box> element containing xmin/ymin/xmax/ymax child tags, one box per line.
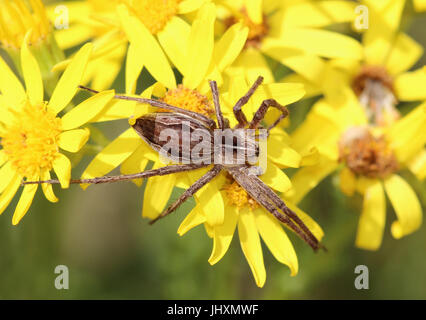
<box><xmin>24</xmin><ymin>76</ymin><xmax>323</xmax><ymax>251</ymax></box>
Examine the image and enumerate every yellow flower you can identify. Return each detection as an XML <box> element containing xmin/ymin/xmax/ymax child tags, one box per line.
<box><xmin>216</xmin><ymin>0</ymin><xmax>362</xmax><ymax>84</ymax></box>
<box><xmin>413</xmin><ymin>0</ymin><xmax>426</xmax><ymax>11</ymax></box>
<box><xmin>0</xmin><ymin>0</ymin><xmax>65</xmax><ymax>94</ymax></box>
<box><xmin>299</xmin><ymin>0</ymin><xmax>426</xmax><ymax>113</ymax></box>
<box><xmin>289</xmin><ymin>87</ymin><xmax>425</xmax><ymax>250</ymax></box>
<box><xmin>174</xmin><ymin>75</ymin><xmax>323</xmax><ymax>288</ymax></box>
<box><xmin>80</xmin><ymin>5</ymin><xmax>249</xmax><ymax>227</ymax></box>
<box><xmin>49</xmin><ymin>0</ymin><xmax>212</xmax><ymax>90</ymax></box>
<box><xmin>0</xmin><ymin>35</ymin><xmax>115</xmax><ymax>225</ymax></box>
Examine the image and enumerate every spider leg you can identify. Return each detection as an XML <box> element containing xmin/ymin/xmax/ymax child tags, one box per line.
<box><xmin>232</xmin><ymin>76</ymin><xmax>264</xmax><ymax>128</ymax></box>
<box><xmin>228</xmin><ymin>167</ymin><xmax>321</xmax><ymax>251</ymax></box>
<box><xmin>248</xmin><ymin>99</ymin><xmax>289</xmax><ymax>132</ymax></box>
<box><xmin>78</xmin><ymin>85</ymin><xmax>217</xmax><ymax>129</ymax></box>
<box><xmin>22</xmin><ymin>164</ymin><xmax>208</xmax><ymax>186</ymax></box>
<box><xmin>149</xmin><ymin>165</ymin><xmax>222</xmax><ymax>225</ymax></box>
<box><xmin>245</xmin><ymin>172</ymin><xmax>323</xmax><ymax>251</ymax></box>
<box><xmin>209</xmin><ymin>81</ymin><xmax>228</xmax><ymax>129</ymax></box>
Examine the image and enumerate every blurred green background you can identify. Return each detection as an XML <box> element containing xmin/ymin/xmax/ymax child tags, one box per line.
<box><xmin>0</xmin><ymin>2</ymin><xmax>426</xmax><ymax>299</ymax></box>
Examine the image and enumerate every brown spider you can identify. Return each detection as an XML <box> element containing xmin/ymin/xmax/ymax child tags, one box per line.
<box><xmin>24</xmin><ymin>76</ymin><xmax>323</xmax><ymax>251</ymax></box>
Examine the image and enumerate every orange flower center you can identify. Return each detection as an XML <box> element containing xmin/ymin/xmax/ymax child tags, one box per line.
<box><xmin>338</xmin><ymin>127</ymin><xmax>399</xmax><ymax>179</ymax></box>
<box><xmin>352</xmin><ymin>65</ymin><xmax>400</xmax><ymax>126</ymax></box>
<box><xmin>161</xmin><ymin>85</ymin><xmax>214</xmax><ymax>117</ymax></box>
<box><xmin>122</xmin><ymin>0</ymin><xmax>180</xmax><ymax>34</ymax></box>
<box><xmin>223</xmin><ymin>175</ymin><xmax>259</xmax><ymax>210</ymax></box>
<box><xmin>1</xmin><ymin>102</ymin><xmax>62</xmax><ymax>177</ymax></box>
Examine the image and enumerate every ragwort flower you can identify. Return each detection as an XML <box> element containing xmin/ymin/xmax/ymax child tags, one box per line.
<box><xmin>0</xmin><ymin>36</ymin><xmax>115</xmax><ymax>224</ymax></box>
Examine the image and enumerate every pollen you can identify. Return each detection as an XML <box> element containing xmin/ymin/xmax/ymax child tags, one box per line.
<box><xmin>225</xmin><ymin>8</ymin><xmax>269</xmax><ymax>49</ymax></box>
<box><xmin>1</xmin><ymin>101</ymin><xmax>62</xmax><ymax>178</ymax></box>
<box><xmin>122</xmin><ymin>0</ymin><xmax>180</xmax><ymax>35</ymax></box>
<box><xmin>161</xmin><ymin>85</ymin><xmax>214</xmax><ymax>117</ymax></box>
<box><xmin>0</xmin><ymin>0</ymin><xmax>51</xmax><ymax>49</ymax></box>
<box><xmin>352</xmin><ymin>65</ymin><xmax>400</xmax><ymax>126</ymax></box>
<box><xmin>223</xmin><ymin>177</ymin><xmax>259</xmax><ymax>210</ymax></box>
<box><xmin>338</xmin><ymin>127</ymin><xmax>399</xmax><ymax>180</ymax></box>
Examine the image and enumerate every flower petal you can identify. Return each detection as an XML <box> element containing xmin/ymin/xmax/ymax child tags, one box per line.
<box><xmin>21</xmin><ymin>31</ymin><xmax>43</xmax><ymax>105</ymax></box>
<box><xmin>125</xmin><ymin>43</ymin><xmax>145</xmax><ymax>94</ymax></box>
<box><xmin>178</xmin><ymin>0</ymin><xmax>207</xmax><ymax>13</ymax></box>
<box><xmin>256</xmin><ymin>209</ymin><xmax>298</xmax><ymax>276</ymax></box>
<box><xmin>268</xmin><ymin>133</ymin><xmax>301</xmax><ymax>168</ymax></box>
<box><xmin>58</xmin><ymin>128</ymin><xmax>90</xmax><ymax>153</ymax></box>
<box><xmin>0</xmin><ymin>162</ymin><xmax>16</xmax><ymax>194</ymax></box>
<box><xmin>246</xmin><ymin>0</ymin><xmax>263</xmax><ymax>24</ymax></box>
<box><xmin>287</xmin><ymin>159</ymin><xmax>338</xmax><ymax>204</ymax></box>
<box><xmin>260</xmin><ymin>161</ymin><xmax>292</xmax><ymax>193</ymax></box>
<box><xmin>339</xmin><ymin>167</ymin><xmax>356</xmax><ymax>196</ymax></box>
<box><xmin>213</xmin><ymin>23</ymin><xmax>248</xmax><ymax>72</ymax></box>
<box><xmin>0</xmin><ymin>56</ymin><xmax>26</xmax><ymax>104</ymax></box>
<box><xmin>177</xmin><ymin>207</ymin><xmax>206</xmax><ymax>236</ymax></box>
<box><xmin>394</xmin><ymin>68</ymin><xmax>426</xmax><ymax>101</ymax></box>
<box><xmin>120</xmin><ymin>144</ymin><xmax>150</xmax><ymax>186</ymax></box>
<box><xmin>286</xmin><ymin>201</ymin><xmax>325</xmax><ymax>241</ymax></box>
<box><xmin>384</xmin><ymin>174</ymin><xmax>422</xmax><ymax>239</ymax></box>
<box><xmin>355</xmin><ymin>180</ymin><xmax>386</xmax><ymax>250</ymax></box>
<box><xmin>408</xmin><ymin>149</ymin><xmax>426</xmax><ymax>181</ymax></box>
<box><xmin>61</xmin><ymin>90</ymin><xmax>115</xmax><ymax>130</ymax></box>
<box><xmin>157</xmin><ymin>16</ymin><xmax>191</xmax><ymax>75</ymax></box>
<box><xmin>384</xmin><ymin>33</ymin><xmax>423</xmax><ymax>76</ymax></box>
<box><xmin>12</xmin><ymin>181</ymin><xmax>38</xmax><ymax>225</ymax></box>
<box><xmin>41</xmin><ymin>170</ymin><xmax>58</xmax><ymax>203</ymax></box>
<box><xmin>53</xmin><ymin>153</ymin><xmax>72</xmax><ymax>189</ymax></box>
<box><xmin>183</xmin><ymin>2</ymin><xmax>216</xmax><ymax>89</ymax></box>
<box><xmin>117</xmin><ymin>5</ymin><xmax>175</xmax><ymax>89</ymax></box>
<box><xmin>0</xmin><ymin>173</ymin><xmax>21</xmax><ymax>216</ymax></box>
<box><xmin>48</xmin><ymin>43</ymin><xmax>92</xmax><ymax>115</ymax></box>
<box><xmin>280</xmin><ymin>28</ymin><xmax>363</xmax><ymax>60</ymax></box>
<box><xmin>81</xmin><ymin>128</ymin><xmax>143</xmax><ymax>185</ymax></box>
<box><xmin>208</xmin><ymin>204</ymin><xmax>238</xmax><ymax>265</ymax></box>
<box><xmin>238</xmin><ymin>209</ymin><xmax>266</xmax><ymax>288</ymax></box>
<box><xmin>142</xmin><ymin>161</ymin><xmax>176</xmax><ymax>219</ymax></box>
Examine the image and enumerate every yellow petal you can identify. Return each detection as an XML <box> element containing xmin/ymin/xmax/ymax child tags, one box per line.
<box><xmin>256</xmin><ymin>209</ymin><xmax>298</xmax><ymax>276</ymax></box>
<box><xmin>246</xmin><ymin>0</ymin><xmax>263</xmax><ymax>24</ymax></box>
<box><xmin>384</xmin><ymin>174</ymin><xmax>422</xmax><ymax>239</ymax></box>
<box><xmin>287</xmin><ymin>160</ymin><xmax>338</xmax><ymax>204</ymax></box>
<box><xmin>208</xmin><ymin>204</ymin><xmax>238</xmax><ymax>265</ymax></box>
<box><xmin>178</xmin><ymin>0</ymin><xmax>207</xmax><ymax>13</ymax></box>
<box><xmin>142</xmin><ymin>162</ymin><xmax>176</xmax><ymax>219</ymax></box>
<box><xmin>61</xmin><ymin>90</ymin><xmax>115</xmax><ymax>130</ymax></box>
<box><xmin>117</xmin><ymin>5</ymin><xmax>175</xmax><ymax>89</ymax></box>
<box><xmin>414</xmin><ymin>0</ymin><xmax>426</xmax><ymax>11</ymax></box>
<box><xmin>48</xmin><ymin>43</ymin><xmax>92</xmax><ymax>115</ymax></box>
<box><xmin>0</xmin><ymin>162</ymin><xmax>16</xmax><ymax>194</ymax></box>
<box><xmin>189</xmin><ymin>168</ymin><xmax>225</xmax><ymax>227</ymax></box>
<box><xmin>213</xmin><ymin>23</ymin><xmax>248</xmax><ymax>72</ymax></box>
<box><xmin>52</xmin><ymin>153</ymin><xmax>72</xmax><ymax>189</ymax></box>
<box><xmin>280</xmin><ymin>28</ymin><xmax>363</xmax><ymax>60</ymax></box>
<box><xmin>0</xmin><ymin>173</ymin><xmax>21</xmax><ymax>216</ymax></box>
<box><xmin>254</xmin><ymin>82</ymin><xmax>305</xmax><ymax>107</ymax></box>
<box><xmin>260</xmin><ymin>161</ymin><xmax>292</xmax><ymax>193</ymax></box>
<box><xmin>125</xmin><ymin>43</ymin><xmax>144</xmax><ymax>94</ymax></box>
<box><xmin>355</xmin><ymin>180</ymin><xmax>386</xmax><ymax>250</ymax></box>
<box><xmin>41</xmin><ymin>170</ymin><xmax>58</xmax><ymax>203</ymax></box>
<box><xmin>268</xmin><ymin>133</ymin><xmax>301</xmax><ymax>168</ymax></box>
<box><xmin>232</xmin><ymin>48</ymin><xmax>274</xmax><ymax>84</ymax></box>
<box><xmin>283</xmin><ymin>1</ymin><xmax>356</xmax><ymax>28</ymax></box>
<box><xmin>183</xmin><ymin>2</ymin><xmax>216</xmax><ymax>89</ymax></box>
<box><xmin>0</xmin><ymin>150</ymin><xmax>6</xmax><ymax>167</ymax></box>
<box><xmin>394</xmin><ymin>68</ymin><xmax>426</xmax><ymax>101</ymax></box>
<box><xmin>408</xmin><ymin>149</ymin><xmax>426</xmax><ymax>181</ymax></box>
<box><xmin>363</xmin><ymin>0</ymin><xmax>406</xmax><ymax>65</ymax></box>
<box><xmin>339</xmin><ymin>167</ymin><xmax>356</xmax><ymax>196</ymax></box>
<box><xmin>385</xmin><ymin>33</ymin><xmax>423</xmax><ymax>76</ymax></box>
<box><xmin>157</xmin><ymin>16</ymin><xmax>191</xmax><ymax>75</ymax></box>
<box><xmin>81</xmin><ymin>128</ymin><xmax>142</xmax><ymax>185</ymax></box>
<box><xmin>58</xmin><ymin>128</ymin><xmax>90</xmax><ymax>153</ymax></box>
<box><xmin>177</xmin><ymin>207</ymin><xmax>206</xmax><ymax>236</ymax></box>
<box><xmin>0</xmin><ymin>56</ymin><xmax>26</xmax><ymax>104</ymax></box>
<box><xmin>238</xmin><ymin>209</ymin><xmax>266</xmax><ymax>288</ymax></box>
<box><xmin>91</xmin><ymin>99</ymin><xmax>136</xmax><ymax>123</ymax></box>
<box><xmin>21</xmin><ymin>31</ymin><xmax>43</xmax><ymax>105</ymax></box>
<box><xmin>12</xmin><ymin>181</ymin><xmax>38</xmax><ymax>225</ymax></box>
<box><xmin>120</xmin><ymin>144</ymin><xmax>150</xmax><ymax>186</ymax></box>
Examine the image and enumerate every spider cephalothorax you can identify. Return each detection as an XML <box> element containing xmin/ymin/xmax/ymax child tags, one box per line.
<box><xmin>25</xmin><ymin>77</ymin><xmax>323</xmax><ymax>251</ymax></box>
